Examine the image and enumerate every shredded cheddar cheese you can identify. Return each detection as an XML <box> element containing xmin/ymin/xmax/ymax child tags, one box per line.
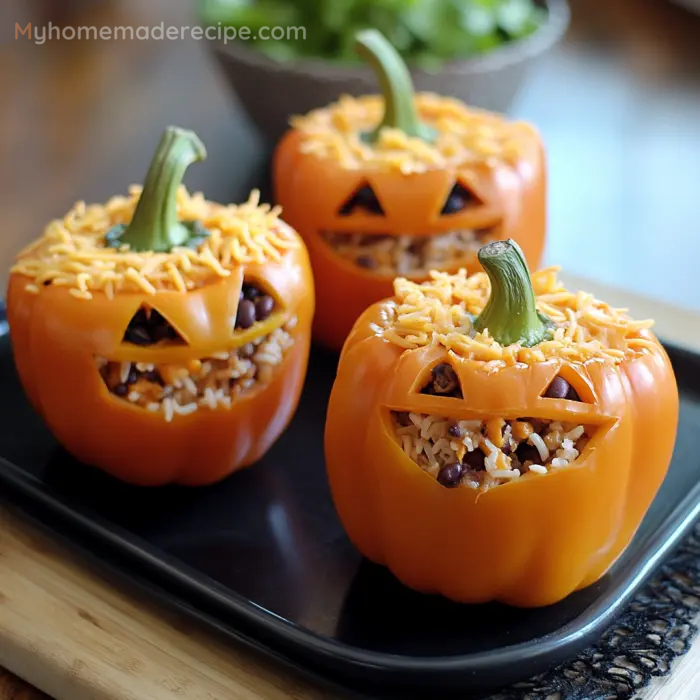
<box><xmin>486</xmin><ymin>418</ymin><xmax>506</xmax><ymax>448</ymax></box>
<box><xmin>11</xmin><ymin>188</ymin><xmax>300</xmax><ymax>299</ymax></box>
<box><xmin>290</xmin><ymin>93</ymin><xmax>534</xmax><ymax>174</ymax></box>
<box><xmin>382</xmin><ymin>268</ymin><xmax>656</xmax><ymax>366</ymax></box>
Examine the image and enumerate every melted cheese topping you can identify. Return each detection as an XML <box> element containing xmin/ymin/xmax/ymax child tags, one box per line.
<box><xmin>381</xmin><ymin>268</ymin><xmax>657</xmax><ymax>366</ymax></box>
<box><xmin>290</xmin><ymin>93</ymin><xmax>534</xmax><ymax>174</ymax></box>
<box><xmin>11</xmin><ymin>188</ymin><xmax>299</xmax><ymax>300</ymax></box>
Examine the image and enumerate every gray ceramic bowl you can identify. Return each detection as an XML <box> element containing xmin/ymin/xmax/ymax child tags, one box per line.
<box><xmin>208</xmin><ymin>0</ymin><xmax>571</xmax><ymax>144</ymax></box>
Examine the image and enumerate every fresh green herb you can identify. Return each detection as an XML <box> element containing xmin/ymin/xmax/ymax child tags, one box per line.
<box><xmin>198</xmin><ymin>0</ymin><xmax>547</xmax><ymax>69</ymax></box>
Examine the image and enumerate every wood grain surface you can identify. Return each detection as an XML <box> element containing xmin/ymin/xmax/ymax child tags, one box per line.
<box><xmin>2</xmin><ymin>0</ymin><xmax>700</xmax><ymax>698</ymax></box>
<box><xmin>0</xmin><ymin>508</ymin><xmax>329</xmax><ymax>700</ymax></box>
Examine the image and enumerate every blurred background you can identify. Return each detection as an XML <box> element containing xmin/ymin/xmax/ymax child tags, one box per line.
<box><xmin>1</xmin><ymin>0</ymin><xmax>699</xmax><ymax>317</ymax></box>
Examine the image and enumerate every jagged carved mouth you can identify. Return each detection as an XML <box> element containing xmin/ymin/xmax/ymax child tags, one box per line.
<box><xmin>96</xmin><ymin>282</ymin><xmax>297</xmax><ymax>422</ymax></box>
<box><xmin>387</xmin><ymin>362</ymin><xmax>597</xmax><ymax>490</ymax></box>
<box><xmin>391</xmin><ymin>411</ymin><xmax>594</xmax><ymax>490</ymax></box>
<box><xmin>319</xmin><ymin>228</ymin><xmax>496</xmax><ymax>277</ymax></box>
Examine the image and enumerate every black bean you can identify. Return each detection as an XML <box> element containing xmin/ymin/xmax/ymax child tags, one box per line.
<box><xmin>566</xmin><ymin>386</ymin><xmax>582</xmax><ymax>402</ymax></box>
<box><xmin>463</xmin><ymin>449</ymin><xmax>486</xmax><ymax>471</ymax></box>
<box><xmin>242</xmin><ymin>284</ymin><xmax>261</xmax><ymax>301</ymax></box>
<box><xmin>431</xmin><ymin>364</ymin><xmax>460</xmax><ymax>396</ymax></box>
<box><xmin>448</xmin><ymin>423</ymin><xmax>464</xmax><ymax>439</ymax></box>
<box><xmin>355</xmin><ymin>255</ymin><xmax>378</xmax><ymax>269</ymax></box>
<box><xmin>437</xmin><ymin>462</ymin><xmax>463</xmax><ymax>488</ymax></box>
<box><xmin>127</xmin><ymin>368</ymin><xmax>139</xmax><ymax>384</ymax></box>
<box><xmin>235</xmin><ymin>299</ymin><xmax>256</xmax><ymax>329</ymax></box>
<box><xmin>144</xmin><ymin>370</ymin><xmax>162</xmax><ymax>384</ymax></box>
<box><xmin>113</xmin><ymin>383</ymin><xmax>128</xmax><ymax>397</ymax></box>
<box><xmin>124</xmin><ymin>308</ymin><xmax>182</xmax><ymax>345</ymax></box>
<box><xmin>545</xmin><ymin>376</ymin><xmax>571</xmax><ymax>399</ymax></box>
<box><xmin>516</xmin><ymin>443</ymin><xmax>541</xmax><ymax>465</ymax></box>
<box><xmin>395</xmin><ymin>412</ymin><xmax>412</xmax><ymax>427</ymax></box>
<box><xmin>125</xmin><ymin>325</ymin><xmax>152</xmax><ymax>345</ymax></box>
<box><xmin>255</xmin><ymin>295</ymin><xmax>275</xmax><ymax>321</ymax></box>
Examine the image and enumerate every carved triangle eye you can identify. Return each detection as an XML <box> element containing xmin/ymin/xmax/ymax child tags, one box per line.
<box><xmin>420</xmin><ymin>363</ymin><xmax>463</xmax><ymax>399</ymax></box>
<box><xmin>542</xmin><ymin>375</ymin><xmax>586</xmax><ymax>402</ymax></box>
<box><xmin>122</xmin><ymin>306</ymin><xmax>186</xmax><ymax>346</ymax></box>
<box><xmin>338</xmin><ymin>183</ymin><xmax>384</xmax><ymax>216</ymax></box>
<box><xmin>440</xmin><ymin>182</ymin><xmax>482</xmax><ymax>215</ymax></box>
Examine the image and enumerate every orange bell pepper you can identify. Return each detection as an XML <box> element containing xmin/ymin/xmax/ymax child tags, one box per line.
<box><xmin>324</xmin><ymin>240</ymin><xmax>678</xmax><ymax>607</ymax></box>
<box><xmin>273</xmin><ymin>29</ymin><xmax>546</xmax><ymax>351</ymax></box>
<box><xmin>6</xmin><ymin>127</ymin><xmax>314</xmax><ymax>486</ymax></box>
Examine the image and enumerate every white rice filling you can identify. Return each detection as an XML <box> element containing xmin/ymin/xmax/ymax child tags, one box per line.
<box><xmin>321</xmin><ymin>229</ymin><xmax>493</xmax><ymax>276</ymax></box>
<box><xmin>97</xmin><ymin>318</ymin><xmax>297</xmax><ymax>422</ymax></box>
<box><xmin>392</xmin><ymin>412</ymin><xmax>591</xmax><ymax>490</ymax></box>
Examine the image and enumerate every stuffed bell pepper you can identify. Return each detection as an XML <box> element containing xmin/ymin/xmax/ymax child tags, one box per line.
<box><xmin>324</xmin><ymin>239</ymin><xmax>678</xmax><ymax>607</ymax></box>
<box><xmin>273</xmin><ymin>29</ymin><xmax>546</xmax><ymax>351</ymax></box>
<box><xmin>6</xmin><ymin>126</ymin><xmax>314</xmax><ymax>486</ymax></box>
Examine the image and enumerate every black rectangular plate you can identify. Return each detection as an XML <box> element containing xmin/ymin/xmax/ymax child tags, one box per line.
<box><xmin>1</xmin><ymin>304</ymin><xmax>699</xmax><ymax>699</ymax></box>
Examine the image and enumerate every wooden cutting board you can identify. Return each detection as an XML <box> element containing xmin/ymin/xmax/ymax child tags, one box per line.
<box><xmin>0</xmin><ymin>274</ymin><xmax>699</xmax><ymax>700</ymax></box>
<box><xmin>0</xmin><ymin>506</ymin><xmax>329</xmax><ymax>700</ymax></box>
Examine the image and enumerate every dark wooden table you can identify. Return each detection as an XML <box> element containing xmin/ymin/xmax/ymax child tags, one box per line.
<box><xmin>2</xmin><ymin>0</ymin><xmax>700</xmax><ymax>697</ymax></box>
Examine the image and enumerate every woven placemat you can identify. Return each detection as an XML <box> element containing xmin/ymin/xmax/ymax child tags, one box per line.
<box><xmin>490</xmin><ymin>521</ymin><xmax>700</xmax><ymax>699</ymax></box>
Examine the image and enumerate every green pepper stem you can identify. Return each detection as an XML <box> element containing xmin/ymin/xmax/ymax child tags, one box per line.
<box><xmin>473</xmin><ymin>239</ymin><xmax>550</xmax><ymax>347</ymax></box>
<box><xmin>118</xmin><ymin>126</ymin><xmax>206</xmax><ymax>253</ymax></box>
<box><xmin>354</xmin><ymin>29</ymin><xmax>437</xmax><ymax>144</ymax></box>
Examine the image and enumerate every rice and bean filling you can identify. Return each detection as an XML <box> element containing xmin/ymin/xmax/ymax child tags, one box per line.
<box><xmin>97</xmin><ymin>283</ymin><xmax>297</xmax><ymax>420</ymax></box>
<box><xmin>321</xmin><ymin>229</ymin><xmax>492</xmax><ymax>276</ymax></box>
<box><xmin>392</xmin><ymin>364</ymin><xmax>591</xmax><ymax>489</ymax></box>
<box><xmin>321</xmin><ymin>184</ymin><xmax>494</xmax><ymax>276</ymax></box>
